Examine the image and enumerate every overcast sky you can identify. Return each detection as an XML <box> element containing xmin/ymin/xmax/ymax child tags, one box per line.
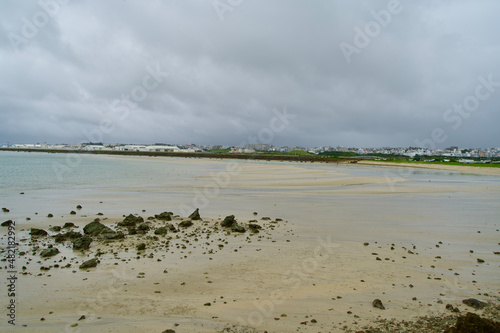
<box><xmin>1</xmin><ymin>1</ymin><xmax>499</xmax><ymax>148</ymax></box>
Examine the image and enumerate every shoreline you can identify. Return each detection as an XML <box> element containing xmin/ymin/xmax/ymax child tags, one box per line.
<box><xmin>2</xmin><ymin>148</ymin><xmax>500</xmax><ymax>176</ymax></box>
<box><xmin>356</xmin><ymin>160</ymin><xmax>500</xmax><ymax>176</ymax></box>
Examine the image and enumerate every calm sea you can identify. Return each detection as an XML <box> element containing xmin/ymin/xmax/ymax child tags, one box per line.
<box><xmin>1</xmin><ymin>150</ymin><xmax>499</xmax><ymax>246</ymax></box>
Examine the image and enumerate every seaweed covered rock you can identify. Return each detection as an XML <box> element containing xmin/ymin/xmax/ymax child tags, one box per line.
<box><xmin>231</xmin><ymin>223</ymin><xmax>246</xmax><ymax>233</ymax></box>
<box><xmin>188</xmin><ymin>208</ymin><xmax>201</xmax><ymax>220</ymax></box>
<box><xmin>248</xmin><ymin>224</ymin><xmax>262</xmax><ymax>233</ymax></box>
<box><xmin>40</xmin><ymin>247</ymin><xmax>60</xmax><ymax>257</ymax></box>
<box><xmin>221</xmin><ymin>215</ymin><xmax>236</xmax><ymax>228</ymax></box>
<box><xmin>73</xmin><ymin>236</ymin><xmax>93</xmax><ymax>250</ymax></box>
<box><xmin>83</xmin><ymin>220</ymin><xmax>112</xmax><ymax>236</ymax></box>
<box><xmin>444</xmin><ymin>312</ymin><xmax>500</xmax><ymax>333</ymax></box>
<box><xmin>179</xmin><ymin>220</ymin><xmax>193</xmax><ymax>228</ymax></box>
<box><xmin>79</xmin><ymin>258</ymin><xmax>99</xmax><ymax>269</ymax></box>
<box><xmin>1</xmin><ymin>220</ymin><xmax>13</xmax><ymax>227</ymax></box>
<box><xmin>101</xmin><ymin>231</ymin><xmax>125</xmax><ymax>240</ymax></box>
<box><xmin>462</xmin><ymin>298</ymin><xmax>488</xmax><ymax>310</ymax></box>
<box><xmin>118</xmin><ymin>214</ymin><xmax>144</xmax><ymax>227</ymax></box>
<box><xmin>31</xmin><ymin>228</ymin><xmax>48</xmax><ymax>238</ymax></box>
<box><xmin>154</xmin><ymin>227</ymin><xmax>168</xmax><ymax>235</ymax></box>
<box><xmin>136</xmin><ymin>223</ymin><xmax>150</xmax><ymax>234</ymax></box>
<box><xmin>155</xmin><ymin>212</ymin><xmax>173</xmax><ymax>221</ymax></box>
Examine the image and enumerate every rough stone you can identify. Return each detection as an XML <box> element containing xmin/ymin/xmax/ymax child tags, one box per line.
<box><xmin>73</xmin><ymin>236</ymin><xmax>93</xmax><ymax>250</ymax></box>
<box><xmin>83</xmin><ymin>220</ymin><xmax>112</xmax><ymax>236</ymax></box>
<box><xmin>154</xmin><ymin>212</ymin><xmax>173</xmax><ymax>221</ymax></box>
<box><xmin>221</xmin><ymin>215</ymin><xmax>236</xmax><ymax>228</ymax></box>
<box><xmin>372</xmin><ymin>299</ymin><xmax>386</xmax><ymax>310</ymax></box>
<box><xmin>79</xmin><ymin>258</ymin><xmax>99</xmax><ymax>269</ymax></box>
<box><xmin>179</xmin><ymin>220</ymin><xmax>193</xmax><ymax>228</ymax></box>
<box><xmin>31</xmin><ymin>228</ymin><xmax>48</xmax><ymax>238</ymax></box>
<box><xmin>462</xmin><ymin>298</ymin><xmax>488</xmax><ymax>310</ymax></box>
<box><xmin>117</xmin><ymin>214</ymin><xmax>144</xmax><ymax>227</ymax></box>
<box><xmin>40</xmin><ymin>248</ymin><xmax>60</xmax><ymax>257</ymax></box>
<box><xmin>1</xmin><ymin>220</ymin><xmax>13</xmax><ymax>227</ymax></box>
<box><xmin>188</xmin><ymin>208</ymin><xmax>201</xmax><ymax>220</ymax></box>
<box><xmin>444</xmin><ymin>312</ymin><xmax>500</xmax><ymax>333</ymax></box>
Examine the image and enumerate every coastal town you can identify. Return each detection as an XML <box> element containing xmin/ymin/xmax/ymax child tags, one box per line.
<box><xmin>1</xmin><ymin>142</ymin><xmax>500</xmax><ymax>162</ymax></box>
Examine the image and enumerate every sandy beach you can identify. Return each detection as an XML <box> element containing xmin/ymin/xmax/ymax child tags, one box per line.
<box><xmin>1</xmin><ymin>158</ymin><xmax>500</xmax><ymax>332</ymax></box>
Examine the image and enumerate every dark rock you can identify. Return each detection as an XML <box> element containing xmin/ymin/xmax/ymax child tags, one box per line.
<box><xmin>73</xmin><ymin>236</ymin><xmax>93</xmax><ymax>250</ymax></box>
<box><xmin>444</xmin><ymin>312</ymin><xmax>500</xmax><ymax>333</ymax></box>
<box><xmin>76</xmin><ymin>205</ymin><xmax>82</xmax><ymax>210</ymax></box>
<box><xmin>101</xmin><ymin>231</ymin><xmax>125</xmax><ymax>240</ymax></box>
<box><xmin>154</xmin><ymin>227</ymin><xmax>168</xmax><ymax>235</ymax></box>
<box><xmin>1</xmin><ymin>220</ymin><xmax>13</xmax><ymax>227</ymax></box>
<box><xmin>188</xmin><ymin>208</ymin><xmax>201</xmax><ymax>220</ymax></box>
<box><xmin>231</xmin><ymin>223</ymin><xmax>246</xmax><ymax>233</ymax></box>
<box><xmin>54</xmin><ymin>231</ymin><xmax>83</xmax><ymax>243</ymax></box>
<box><xmin>137</xmin><ymin>223</ymin><xmax>150</xmax><ymax>232</ymax></box>
<box><xmin>47</xmin><ymin>213</ymin><xmax>53</xmax><ymax>218</ymax></box>
<box><xmin>117</xmin><ymin>214</ymin><xmax>144</xmax><ymax>227</ymax></box>
<box><xmin>179</xmin><ymin>220</ymin><xmax>193</xmax><ymax>228</ymax></box>
<box><xmin>83</xmin><ymin>221</ymin><xmax>112</xmax><ymax>236</ymax></box>
<box><xmin>477</xmin><ymin>258</ymin><xmax>485</xmax><ymax>263</ymax></box>
<box><xmin>248</xmin><ymin>223</ymin><xmax>262</xmax><ymax>232</ymax></box>
<box><xmin>154</xmin><ymin>212</ymin><xmax>173</xmax><ymax>221</ymax></box>
<box><xmin>63</xmin><ymin>222</ymin><xmax>76</xmax><ymax>228</ymax></box>
<box><xmin>70</xmin><ymin>211</ymin><xmax>77</xmax><ymax>215</ymax></box>
<box><xmin>137</xmin><ymin>243</ymin><xmax>146</xmax><ymax>251</ymax></box>
<box><xmin>2</xmin><ymin>208</ymin><xmax>10</xmax><ymax>212</ymax></box>
<box><xmin>462</xmin><ymin>298</ymin><xmax>488</xmax><ymax>310</ymax></box>
<box><xmin>40</xmin><ymin>248</ymin><xmax>60</xmax><ymax>257</ymax></box>
<box><xmin>31</xmin><ymin>228</ymin><xmax>48</xmax><ymax>238</ymax></box>
<box><xmin>128</xmin><ymin>227</ymin><xmax>137</xmax><ymax>235</ymax></box>
<box><xmin>221</xmin><ymin>215</ymin><xmax>236</xmax><ymax>227</ymax></box>
<box><xmin>49</xmin><ymin>226</ymin><xmax>62</xmax><ymax>232</ymax></box>
<box><xmin>79</xmin><ymin>258</ymin><xmax>99</xmax><ymax>269</ymax></box>
<box><xmin>162</xmin><ymin>330</ymin><xmax>176</xmax><ymax>333</ymax></box>
<box><xmin>166</xmin><ymin>223</ymin><xmax>178</xmax><ymax>233</ymax></box>
<box><xmin>372</xmin><ymin>299</ymin><xmax>385</xmax><ymax>310</ymax></box>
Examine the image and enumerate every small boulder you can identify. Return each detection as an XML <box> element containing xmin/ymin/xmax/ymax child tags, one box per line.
<box><xmin>101</xmin><ymin>231</ymin><xmax>125</xmax><ymax>240</ymax></box>
<box><xmin>221</xmin><ymin>215</ymin><xmax>236</xmax><ymax>228</ymax></box>
<box><xmin>63</xmin><ymin>222</ymin><xmax>76</xmax><ymax>229</ymax></box>
<box><xmin>73</xmin><ymin>236</ymin><xmax>93</xmax><ymax>250</ymax></box>
<box><xmin>188</xmin><ymin>208</ymin><xmax>201</xmax><ymax>220</ymax></box>
<box><xmin>49</xmin><ymin>226</ymin><xmax>62</xmax><ymax>232</ymax></box>
<box><xmin>462</xmin><ymin>298</ymin><xmax>488</xmax><ymax>310</ymax></box>
<box><xmin>179</xmin><ymin>220</ymin><xmax>193</xmax><ymax>228</ymax></box>
<box><xmin>2</xmin><ymin>208</ymin><xmax>10</xmax><ymax>212</ymax></box>
<box><xmin>31</xmin><ymin>228</ymin><xmax>48</xmax><ymax>238</ymax></box>
<box><xmin>70</xmin><ymin>211</ymin><xmax>77</xmax><ymax>215</ymax></box>
<box><xmin>154</xmin><ymin>212</ymin><xmax>173</xmax><ymax>221</ymax></box>
<box><xmin>372</xmin><ymin>299</ymin><xmax>385</xmax><ymax>310</ymax></box>
<box><xmin>137</xmin><ymin>243</ymin><xmax>146</xmax><ymax>251</ymax></box>
<box><xmin>40</xmin><ymin>248</ymin><xmax>60</xmax><ymax>257</ymax></box>
<box><xmin>231</xmin><ymin>223</ymin><xmax>246</xmax><ymax>233</ymax></box>
<box><xmin>154</xmin><ymin>227</ymin><xmax>168</xmax><ymax>235</ymax></box>
<box><xmin>79</xmin><ymin>258</ymin><xmax>99</xmax><ymax>269</ymax></box>
<box><xmin>83</xmin><ymin>220</ymin><xmax>112</xmax><ymax>236</ymax></box>
<box><xmin>117</xmin><ymin>214</ymin><xmax>144</xmax><ymax>227</ymax></box>
<box><xmin>248</xmin><ymin>224</ymin><xmax>262</xmax><ymax>232</ymax></box>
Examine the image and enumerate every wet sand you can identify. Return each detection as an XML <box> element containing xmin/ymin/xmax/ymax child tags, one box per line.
<box><xmin>1</xmin><ymin>159</ymin><xmax>500</xmax><ymax>332</ymax></box>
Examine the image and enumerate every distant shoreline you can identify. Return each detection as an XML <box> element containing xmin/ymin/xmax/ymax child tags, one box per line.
<box><xmin>2</xmin><ymin>148</ymin><xmax>500</xmax><ymax>175</ymax></box>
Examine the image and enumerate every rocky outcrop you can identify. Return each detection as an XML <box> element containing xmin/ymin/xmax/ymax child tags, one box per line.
<box><xmin>117</xmin><ymin>214</ymin><xmax>144</xmax><ymax>227</ymax></box>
